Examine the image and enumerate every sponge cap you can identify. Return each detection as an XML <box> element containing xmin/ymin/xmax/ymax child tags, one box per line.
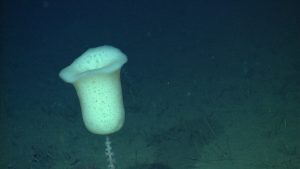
<box><xmin>59</xmin><ymin>45</ymin><xmax>128</xmax><ymax>83</ymax></box>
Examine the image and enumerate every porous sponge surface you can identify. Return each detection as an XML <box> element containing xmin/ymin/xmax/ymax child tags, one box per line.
<box><xmin>59</xmin><ymin>45</ymin><xmax>127</xmax><ymax>135</ymax></box>
<box><xmin>73</xmin><ymin>46</ymin><xmax>127</xmax><ymax>73</ymax></box>
<box><xmin>59</xmin><ymin>45</ymin><xmax>127</xmax><ymax>83</ymax></box>
<box><xmin>75</xmin><ymin>71</ymin><xmax>124</xmax><ymax>135</ymax></box>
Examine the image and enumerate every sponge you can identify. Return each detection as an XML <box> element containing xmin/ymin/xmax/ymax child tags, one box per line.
<box><xmin>59</xmin><ymin>45</ymin><xmax>128</xmax><ymax>135</ymax></box>
<box><xmin>105</xmin><ymin>136</ymin><xmax>116</xmax><ymax>169</ymax></box>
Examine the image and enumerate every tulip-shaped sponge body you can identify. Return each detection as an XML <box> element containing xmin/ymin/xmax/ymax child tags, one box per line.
<box><xmin>59</xmin><ymin>46</ymin><xmax>127</xmax><ymax>135</ymax></box>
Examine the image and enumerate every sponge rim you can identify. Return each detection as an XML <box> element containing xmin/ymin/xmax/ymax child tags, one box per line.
<box><xmin>59</xmin><ymin>45</ymin><xmax>127</xmax><ymax>83</ymax></box>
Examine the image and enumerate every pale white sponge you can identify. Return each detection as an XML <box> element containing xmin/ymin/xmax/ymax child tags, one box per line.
<box><xmin>59</xmin><ymin>45</ymin><xmax>127</xmax><ymax>135</ymax></box>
